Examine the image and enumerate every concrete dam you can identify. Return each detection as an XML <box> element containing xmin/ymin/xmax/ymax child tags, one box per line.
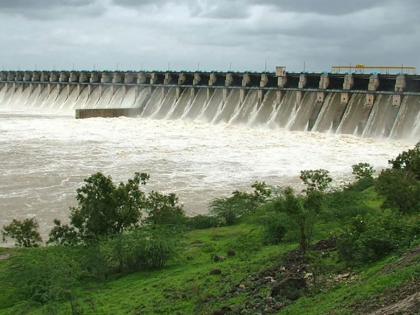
<box><xmin>0</xmin><ymin>69</ymin><xmax>419</xmax><ymax>141</ymax></box>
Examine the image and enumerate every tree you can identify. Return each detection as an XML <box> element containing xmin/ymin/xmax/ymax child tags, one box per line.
<box><xmin>2</xmin><ymin>218</ymin><xmax>42</xmax><ymax>247</ymax></box>
<box><xmin>63</xmin><ymin>172</ymin><xmax>149</xmax><ymax>243</ymax></box>
<box><xmin>352</xmin><ymin>162</ymin><xmax>375</xmax><ymax>180</ymax></box>
<box><xmin>274</xmin><ymin>187</ymin><xmax>323</xmax><ymax>253</ymax></box>
<box><xmin>275</xmin><ymin>170</ymin><xmax>331</xmax><ymax>253</ymax></box>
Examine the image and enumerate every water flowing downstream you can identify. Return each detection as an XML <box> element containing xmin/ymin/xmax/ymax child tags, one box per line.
<box><xmin>0</xmin><ymin>81</ymin><xmax>418</xmax><ymax>236</ymax></box>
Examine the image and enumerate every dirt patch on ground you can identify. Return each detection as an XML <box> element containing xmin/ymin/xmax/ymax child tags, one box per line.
<box><xmin>212</xmin><ymin>239</ymin><xmax>338</xmax><ymax>314</ymax></box>
<box><xmin>382</xmin><ymin>245</ymin><xmax>420</xmax><ymax>275</ymax></box>
<box><xmin>352</xmin><ymin>280</ymin><xmax>420</xmax><ymax>315</ymax></box>
<box><xmin>368</xmin><ymin>292</ymin><xmax>420</xmax><ymax>315</ymax></box>
<box><xmin>0</xmin><ymin>253</ymin><xmax>10</xmax><ymax>261</ymax></box>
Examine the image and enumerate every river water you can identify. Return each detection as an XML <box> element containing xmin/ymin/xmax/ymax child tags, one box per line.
<box><xmin>0</xmin><ymin>109</ymin><xmax>413</xmax><ymax>237</ymax></box>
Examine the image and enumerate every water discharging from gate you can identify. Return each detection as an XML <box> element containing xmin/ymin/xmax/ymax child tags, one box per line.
<box><xmin>0</xmin><ymin>83</ymin><xmax>419</xmax><ymax>140</ymax></box>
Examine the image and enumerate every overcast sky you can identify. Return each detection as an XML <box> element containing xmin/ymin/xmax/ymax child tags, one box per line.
<box><xmin>0</xmin><ymin>0</ymin><xmax>418</xmax><ymax>72</ymax></box>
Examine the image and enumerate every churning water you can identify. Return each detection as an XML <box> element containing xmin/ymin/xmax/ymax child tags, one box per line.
<box><xmin>0</xmin><ymin>107</ymin><xmax>413</xmax><ymax>237</ymax></box>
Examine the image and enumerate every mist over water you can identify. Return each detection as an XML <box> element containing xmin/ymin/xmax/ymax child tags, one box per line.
<box><xmin>0</xmin><ymin>109</ymin><xmax>413</xmax><ymax>237</ymax></box>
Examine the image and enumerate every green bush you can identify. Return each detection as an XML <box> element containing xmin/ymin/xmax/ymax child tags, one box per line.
<box><xmin>101</xmin><ymin>228</ymin><xmax>178</xmax><ymax>274</ymax></box>
<box><xmin>337</xmin><ymin>211</ymin><xmax>416</xmax><ymax>265</ymax></box>
<box><xmin>4</xmin><ymin>247</ymin><xmax>82</xmax><ymax>305</ymax></box>
<box><xmin>347</xmin><ymin>176</ymin><xmax>375</xmax><ymax>192</ymax></box>
<box><xmin>376</xmin><ymin>169</ymin><xmax>420</xmax><ymax>214</ymax></box>
<box><xmin>352</xmin><ymin>162</ymin><xmax>375</xmax><ymax>180</ymax></box>
<box><xmin>263</xmin><ymin>214</ymin><xmax>287</xmax><ymax>245</ymax></box>
<box><xmin>375</xmin><ymin>145</ymin><xmax>420</xmax><ymax>214</ymax></box>
<box><xmin>47</xmin><ymin>219</ymin><xmax>80</xmax><ymax>246</ymax></box>
<box><xmin>2</xmin><ymin>218</ymin><xmax>42</xmax><ymax>247</ymax></box>
<box><xmin>210</xmin><ymin>182</ymin><xmax>271</xmax><ymax>226</ymax></box>
<box><xmin>389</xmin><ymin>143</ymin><xmax>420</xmax><ymax>179</ymax></box>
<box><xmin>144</xmin><ymin>191</ymin><xmax>186</xmax><ymax>226</ymax></box>
<box><xmin>323</xmin><ymin>190</ymin><xmax>369</xmax><ymax>223</ymax></box>
<box><xmin>187</xmin><ymin>215</ymin><xmax>219</xmax><ymax>229</ymax></box>
<box><xmin>300</xmin><ymin>169</ymin><xmax>332</xmax><ymax>193</ymax></box>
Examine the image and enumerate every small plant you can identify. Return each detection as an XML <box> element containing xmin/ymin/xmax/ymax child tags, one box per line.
<box><xmin>2</xmin><ymin>218</ymin><xmax>42</xmax><ymax>247</ymax></box>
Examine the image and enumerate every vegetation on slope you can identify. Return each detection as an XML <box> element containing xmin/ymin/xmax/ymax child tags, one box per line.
<box><xmin>0</xmin><ymin>145</ymin><xmax>419</xmax><ymax>314</ymax></box>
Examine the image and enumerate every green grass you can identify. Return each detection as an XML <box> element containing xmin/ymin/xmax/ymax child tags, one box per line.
<box><xmin>0</xmin><ymin>223</ymin><xmax>296</xmax><ymax>315</ymax></box>
<box><xmin>0</xmin><ymin>188</ymin><xmax>418</xmax><ymax>315</ymax></box>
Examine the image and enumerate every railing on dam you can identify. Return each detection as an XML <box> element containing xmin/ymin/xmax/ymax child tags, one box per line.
<box><xmin>2</xmin><ymin>70</ymin><xmax>420</xmax><ymax>106</ymax></box>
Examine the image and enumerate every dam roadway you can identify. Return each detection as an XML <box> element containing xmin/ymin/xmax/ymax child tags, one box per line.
<box><xmin>0</xmin><ymin>69</ymin><xmax>419</xmax><ymax>140</ymax></box>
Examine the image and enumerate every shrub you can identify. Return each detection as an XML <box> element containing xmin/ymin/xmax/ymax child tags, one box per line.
<box><xmin>47</xmin><ymin>219</ymin><xmax>80</xmax><ymax>246</ymax></box>
<box><xmin>101</xmin><ymin>228</ymin><xmax>178</xmax><ymax>274</ymax></box>
<box><xmin>300</xmin><ymin>169</ymin><xmax>332</xmax><ymax>193</ymax></box>
<box><xmin>323</xmin><ymin>190</ymin><xmax>369</xmax><ymax>223</ymax></box>
<box><xmin>337</xmin><ymin>211</ymin><xmax>415</xmax><ymax>265</ymax></box>
<box><xmin>187</xmin><ymin>215</ymin><xmax>219</xmax><ymax>229</ymax></box>
<box><xmin>145</xmin><ymin>191</ymin><xmax>186</xmax><ymax>226</ymax></box>
<box><xmin>389</xmin><ymin>143</ymin><xmax>420</xmax><ymax>179</ymax></box>
<box><xmin>352</xmin><ymin>162</ymin><xmax>375</xmax><ymax>180</ymax></box>
<box><xmin>2</xmin><ymin>218</ymin><xmax>42</xmax><ymax>247</ymax></box>
<box><xmin>4</xmin><ymin>247</ymin><xmax>81</xmax><ymax>304</ymax></box>
<box><xmin>376</xmin><ymin>169</ymin><xmax>420</xmax><ymax>214</ymax></box>
<box><xmin>210</xmin><ymin>182</ymin><xmax>271</xmax><ymax>226</ymax></box>
<box><xmin>263</xmin><ymin>214</ymin><xmax>287</xmax><ymax>245</ymax></box>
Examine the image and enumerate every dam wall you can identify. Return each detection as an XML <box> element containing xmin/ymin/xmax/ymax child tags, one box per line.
<box><xmin>0</xmin><ymin>70</ymin><xmax>419</xmax><ymax>141</ymax></box>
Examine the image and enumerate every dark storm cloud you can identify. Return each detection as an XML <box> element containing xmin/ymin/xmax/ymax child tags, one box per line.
<box><xmin>250</xmin><ymin>0</ymin><xmax>388</xmax><ymax>15</ymax></box>
<box><xmin>0</xmin><ymin>0</ymin><xmax>419</xmax><ymax>72</ymax></box>
<box><xmin>111</xmin><ymin>0</ymin><xmax>397</xmax><ymax>18</ymax></box>
<box><xmin>0</xmin><ymin>0</ymin><xmax>104</xmax><ymax>19</ymax></box>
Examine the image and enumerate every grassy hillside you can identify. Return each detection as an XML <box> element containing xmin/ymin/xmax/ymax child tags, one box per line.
<box><xmin>0</xmin><ymin>202</ymin><xmax>418</xmax><ymax>314</ymax></box>
<box><xmin>1</xmin><ymin>146</ymin><xmax>419</xmax><ymax>314</ymax></box>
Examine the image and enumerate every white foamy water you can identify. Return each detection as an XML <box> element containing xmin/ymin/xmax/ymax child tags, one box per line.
<box><xmin>0</xmin><ymin>109</ymin><xmax>413</xmax><ymax>237</ymax></box>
